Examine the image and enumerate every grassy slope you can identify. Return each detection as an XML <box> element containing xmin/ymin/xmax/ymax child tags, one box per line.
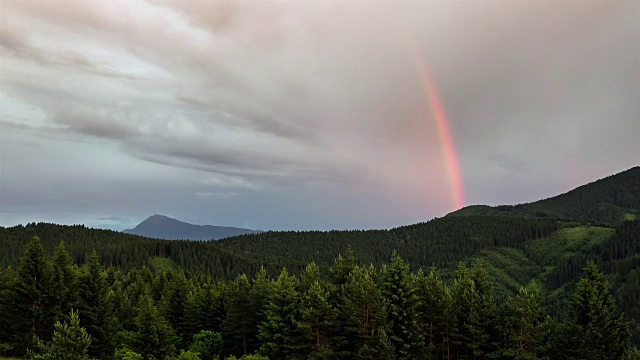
<box><xmin>149</xmin><ymin>257</ymin><xmax>178</xmax><ymax>271</ymax></box>
<box><xmin>473</xmin><ymin>225</ymin><xmax>616</xmax><ymax>297</ymax></box>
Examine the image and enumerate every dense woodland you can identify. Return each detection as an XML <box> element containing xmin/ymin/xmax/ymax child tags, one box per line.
<box><xmin>0</xmin><ymin>236</ymin><xmax>637</xmax><ymax>360</ymax></box>
<box><xmin>1</xmin><ymin>166</ymin><xmax>639</xmax><ymax>359</ymax></box>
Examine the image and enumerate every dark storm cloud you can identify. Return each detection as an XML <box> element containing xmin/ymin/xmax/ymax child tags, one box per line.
<box><xmin>1</xmin><ymin>0</ymin><xmax>638</xmax><ymax>230</ymax></box>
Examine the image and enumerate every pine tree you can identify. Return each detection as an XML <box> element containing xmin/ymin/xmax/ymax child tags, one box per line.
<box><xmin>298</xmin><ymin>281</ymin><xmax>340</xmax><ymax>359</ymax></box>
<box><xmin>130</xmin><ymin>291</ymin><xmax>178</xmax><ymax>359</ymax></box>
<box><xmin>342</xmin><ymin>265</ymin><xmax>387</xmax><ymax>356</ymax></box>
<box><xmin>51</xmin><ymin>241</ymin><xmax>77</xmax><ymax>323</ymax></box>
<box><xmin>560</xmin><ymin>262</ymin><xmax>631</xmax><ymax>359</ymax></box>
<box><xmin>381</xmin><ymin>252</ymin><xmax>423</xmax><ymax>360</ymax></box>
<box><xmin>249</xmin><ymin>266</ymin><xmax>271</xmax><ymax>354</ymax></box>
<box><xmin>416</xmin><ymin>269</ymin><xmax>446</xmax><ymax>360</ymax></box>
<box><xmin>258</xmin><ymin>268</ymin><xmax>300</xmax><ymax>360</ymax></box>
<box><xmin>162</xmin><ymin>270</ymin><xmax>191</xmax><ymax>349</ymax></box>
<box><xmin>189</xmin><ymin>330</ymin><xmax>223</xmax><ymax>360</ymax></box>
<box><xmin>45</xmin><ymin>310</ymin><xmax>92</xmax><ymax>360</ymax></box>
<box><xmin>451</xmin><ymin>262</ymin><xmax>496</xmax><ymax>360</ymax></box>
<box><xmin>300</xmin><ymin>262</ymin><xmax>322</xmax><ymax>294</ymax></box>
<box><xmin>356</xmin><ymin>328</ymin><xmax>397</xmax><ymax>360</ymax></box>
<box><xmin>330</xmin><ymin>246</ymin><xmax>357</xmax><ymax>287</ymax></box>
<box><xmin>224</xmin><ymin>274</ymin><xmax>256</xmax><ymax>356</ymax></box>
<box><xmin>12</xmin><ymin>236</ymin><xmax>55</xmax><ymax>352</ymax></box>
<box><xmin>77</xmin><ymin>250</ymin><xmax>118</xmax><ymax>359</ymax></box>
<box><xmin>497</xmin><ymin>282</ymin><xmax>548</xmax><ymax>359</ymax></box>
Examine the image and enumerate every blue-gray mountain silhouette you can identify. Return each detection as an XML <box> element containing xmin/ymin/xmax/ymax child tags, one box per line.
<box><xmin>123</xmin><ymin>214</ymin><xmax>260</xmax><ymax>240</ymax></box>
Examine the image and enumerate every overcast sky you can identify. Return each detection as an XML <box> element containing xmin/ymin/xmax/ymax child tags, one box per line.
<box><xmin>1</xmin><ymin>0</ymin><xmax>638</xmax><ymax>231</ymax></box>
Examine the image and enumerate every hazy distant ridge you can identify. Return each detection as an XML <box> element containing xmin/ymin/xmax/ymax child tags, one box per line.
<box><xmin>123</xmin><ymin>214</ymin><xmax>260</xmax><ymax>240</ymax></box>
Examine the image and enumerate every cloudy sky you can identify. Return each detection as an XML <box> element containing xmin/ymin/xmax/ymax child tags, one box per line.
<box><xmin>1</xmin><ymin>0</ymin><xmax>638</xmax><ymax>231</ymax></box>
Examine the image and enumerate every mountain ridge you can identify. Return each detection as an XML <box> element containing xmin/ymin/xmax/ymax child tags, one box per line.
<box><xmin>123</xmin><ymin>214</ymin><xmax>261</xmax><ymax>240</ymax></box>
<box><xmin>449</xmin><ymin>166</ymin><xmax>640</xmax><ymax>225</ymax></box>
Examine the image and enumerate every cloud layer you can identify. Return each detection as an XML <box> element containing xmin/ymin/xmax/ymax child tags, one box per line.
<box><xmin>1</xmin><ymin>0</ymin><xmax>638</xmax><ymax>230</ymax></box>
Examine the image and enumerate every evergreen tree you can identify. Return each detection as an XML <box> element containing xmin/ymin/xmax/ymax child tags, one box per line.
<box><xmin>45</xmin><ymin>310</ymin><xmax>92</xmax><ymax>360</ymax></box>
<box><xmin>51</xmin><ymin>241</ymin><xmax>77</xmax><ymax>323</ymax></box>
<box><xmin>416</xmin><ymin>269</ymin><xmax>446</xmax><ymax>360</ymax></box>
<box><xmin>181</xmin><ymin>290</ymin><xmax>203</xmax><ymax>347</ymax></box>
<box><xmin>258</xmin><ymin>268</ymin><xmax>300</xmax><ymax>360</ymax></box>
<box><xmin>451</xmin><ymin>262</ymin><xmax>496</xmax><ymax>359</ymax></box>
<box><xmin>342</xmin><ymin>265</ymin><xmax>387</xmax><ymax>356</ymax></box>
<box><xmin>129</xmin><ymin>291</ymin><xmax>178</xmax><ymax>359</ymax></box>
<box><xmin>78</xmin><ymin>250</ymin><xmax>118</xmax><ymax>359</ymax></box>
<box><xmin>356</xmin><ymin>328</ymin><xmax>397</xmax><ymax>360</ymax></box>
<box><xmin>249</xmin><ymin>266</ymin><xmax>271</xmax><ymax>354</ymax></box>
<box><xmin>497</xmin><ymin>282</ymin><xmax>548</xmax><ymax>359</ymax></box>
<box><xmin>189</xmin><ymin>330</ymin><xmax>223</xmax><ymax>360</ymax></box>
<box><xmin>298</xmin><ymin>280</ymin><xmax>340</xmax><ymax>359</ymax></box>
<box><xmin>330</xmin><ymin>246</ymin><xmax>357</xmax><ymax>287</ymax></box>
<box><xmin>300</xmin><ymin>262</ymin><xmax>322</xmax><ymax>294</ymax></box>
<box><xmin>380</xmin><ymin>252</ymin><xmax>423</xmax><ymax>359</ymax></box>
<box><xmin>12</xmin><ymin>236</ymin><xmax>55</xmax><ymax>352</ymax></box>
<box><xmin>559</xmin><ymin>262</ymin><xmax>631</xmax><ymax>359</ymax></box>
<box><xmin>162</xmin><ymin>270</ymin><xmax>191</xmax><ymax>349</ymax></box>
<box><xmin>224</xmin><ymin>274</ymin><xmax>256</xmax><ymax>356</ymax></box>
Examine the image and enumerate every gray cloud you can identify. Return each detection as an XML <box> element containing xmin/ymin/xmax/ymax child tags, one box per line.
<box><xmin>1</xmin><ymin>0</ymin><xmax>638</xmax><ymax>230</ymax></box>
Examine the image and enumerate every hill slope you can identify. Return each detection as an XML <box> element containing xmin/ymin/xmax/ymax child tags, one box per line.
<box><xmin>123</xmin><ymin>214</ymin><xmax>261</xmax><ymax>240</ymax></box>
<box><xmin>450</xmin><ymin>166</ymin><xmax>640</xmax><ymax>225</ymax></box>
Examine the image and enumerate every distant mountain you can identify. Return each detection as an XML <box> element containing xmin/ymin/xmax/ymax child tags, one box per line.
<box><xmin>449</xmin><ymin>166</ymin><xmax>640</xmax><ymax>225</ymax></box>
<box><xmin>123</xmin><ymin>214</ymin><xmax>261</xmax><ymax>240</ymax></box>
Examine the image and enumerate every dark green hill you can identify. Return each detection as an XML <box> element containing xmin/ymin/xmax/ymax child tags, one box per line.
<box><xmin>450</xmin><ymin>166</ymin><xmax>640</xmax><ymax>225</ymax></box>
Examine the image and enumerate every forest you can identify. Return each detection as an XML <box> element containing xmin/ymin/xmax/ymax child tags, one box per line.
<box><xmin>0</xmin><ymin>236</ymin><xmax>637</xmax><ymax>360</ymax></box>
<box><xmin>1</xmin><ymin>167</ymin><xmax>639</xmax><ymax>359</ymax></box>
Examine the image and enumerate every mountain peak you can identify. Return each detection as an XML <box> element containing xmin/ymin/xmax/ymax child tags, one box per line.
<box><xmin>123</xmin><ymin>215</ymin><xmax>260</xmax><ymax>241</ymax></box>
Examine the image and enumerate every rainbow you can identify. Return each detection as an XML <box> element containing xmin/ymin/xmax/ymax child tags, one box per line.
<box><xmin>405</xmin><ymin>37</ymin><xmax>466</xmax><ymax>210</ymax></box>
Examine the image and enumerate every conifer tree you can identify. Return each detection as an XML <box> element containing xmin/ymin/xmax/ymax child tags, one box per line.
<box><xmin>130</xmin><ymin>292</ymin><xmax>178</xmax><ymax>359</ymax></box>
<box><xmin>12</xmin><ymin>236</ymin><xmax>55</xmax><ymax>351</ymax></box>
<box><xmin>258</xmin><ymin>268</ymin><xmax>300</xmax><ymax>360</ymax></box>
<box><xmin>342</xmin><ymin>265</ymin><xmax>387</xmax><ymax>356</ymax></box>
<box><xmin>300</xmin><ymin>262</ymin><xmax>322</xmax><ymax>294</ymax></box>
<box><xmin>497</xmin><ymin>282</ymin><xmax>548</xmax><ymax>359</ymax></box>
<box><xmin>452</xmin><ymin>262</ymin><xmax>496</xmax><ymax>359</ymax></box>
<box><xmin>78</xmin><ymin>250</ymin><xmax>118</xmax><ymax>359</ymax></box>
<box><xmin>298</xmin><ymin>280</ymin><xmax>340</xmax><ymax>359</ymax></box>
<box><xmin>162</xmin><ymin>270</ymin><xmax>191</xmax><ymax>349</ymax></box>
<box><xmin>381</xmin><ymin>252</ymin><xmax>423</xmax><ymax>360</ymax></box>
<box><xmin>249</xmin><ymin>266</ymin><xmax>271</xmax><ymax>354</ymax></box>
<box><xmin>560</xmin><ymin>262</ymin><xmax>631</xmax><ymax>359</ymax></box>
<box><xmin>224</xmin><ymin>274</ymin><xmax>255</xmax><ymax>356</ymax></box>
<box><xmin>181</xmin><ymin>290</ymin><xmax>203</xmax><ymax>347</ymax></box>
<box><xmin>330</xmin><ymin>246</ymin><xmax>357</xmax><ymax>287</ymax></box>
<box><xmin>45</xmin><ymin>310</ymin><xmax>92</xmax><ymax>360</ymax></box>
<box><xmin>51</xmin><ymin>241</ymin><xmax>77</xmax><ymax>323</ymax></box>
<box><xmin>416</xmin><ymin>269</ymin><xmax>446</xmax><ymax>360</ymax></box>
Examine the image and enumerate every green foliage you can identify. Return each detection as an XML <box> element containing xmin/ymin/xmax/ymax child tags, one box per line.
<box><xmin>114</xmin><ymin>347</ymin><xmax>144</xmax><ymax>360</ymax></box>
<box><xmin>258</xmin><ymin>269</ymin><xmax>300</xmax><ymax>359</ymax></box>
<box><xmin>78</xmin><ymin>250</ymin><xmax>118</xmax><ymax>359</ymax></box>
<box><xmin>556</xmin><ymin>262</ymin><xmax>631</xmax><ymax>359</ymax></box>
<box><xmin>150</xmin><ymin>257</ymin><xmax>178</xmax><ymax>271</ymax></box>
<box><xmin>128</xmin><ymin>292</ymin><xmax>178</xmax><ymax>359</ymax></box>
<box><xmin>45</xmin><ymin>310</ymin><xmax>92</xmax><ymax>360</ymax></box>
<box><xmin>495</xmin><ymin>282</ymin><xmax>549</xmax><ymax>359</ymax></box>
<box><xmin>341</xmin><ymin>265</ymin><xmax>387</xmax><ymax>355</ymax></box>
<box><xmin>298</xmin><ymin>280</ymin><xmax>341</xmax><ymax>359</ymax></box>
<box><xmin>12</xmin><ymin>236</ymin><xmax>55</xmax><ymax>352</ymax></box>
<box><xmin>189</xmin><ymin>330</ymin><xmax>223</xmax><ymax>360</ymax></box>
<box><xmin>176</xmin><ymin>350</ymin><xmax>201</xmax><ymax>360</ymax></box>
<box><xmin>381</xmin><ymin>252</ymin><xmax>422</xmax><ymax>359</ymax></box>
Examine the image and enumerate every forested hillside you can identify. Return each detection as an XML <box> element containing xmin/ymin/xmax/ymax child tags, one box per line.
<box><xmin>1</xmin><ymin>167</ymin><xmax>639</xmax><ymax>359</ymax></box>
<box><xmin>451</xmin><ymin>166</ymin><xmax>640</xmax><ymax>225</ymax></box>
<box><xmin>0</xmin><ymin>237</ymin><xmax>636</xmax><ymax>359</ymax></box>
